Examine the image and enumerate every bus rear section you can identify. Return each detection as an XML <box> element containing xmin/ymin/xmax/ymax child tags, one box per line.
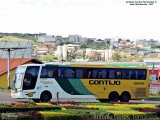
<box><xmin>80</xmin><ymin>67</ymin><xmax>150</xmax><ymax>102</ymax></box>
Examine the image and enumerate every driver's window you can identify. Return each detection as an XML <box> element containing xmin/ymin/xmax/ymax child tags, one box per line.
<box><xmin>23</xmin><ymin>66</ymin><xmax>40</xmax><ymax>90</ymax></box>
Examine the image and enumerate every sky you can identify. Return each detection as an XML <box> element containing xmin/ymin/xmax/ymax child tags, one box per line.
<box><xmin>0</xmin><ymin>0</ymin><xmax>160</xmax><ymax>40</ymax></box>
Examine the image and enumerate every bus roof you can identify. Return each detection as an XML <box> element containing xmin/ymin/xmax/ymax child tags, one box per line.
<box><xmin>20</xmin><ymin>62</ymin><xmax>148</xmax><ymax>69</ymax></box>
<box><xmin>106</xmin><ymin>63</ymin><xmax>146</xmax><ymax>67</ymax></box>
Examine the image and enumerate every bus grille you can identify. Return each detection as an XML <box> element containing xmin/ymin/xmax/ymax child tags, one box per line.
<box><xmin>134</xmin><ymin>88</ymin><xmax>146</xmax><ymax>97</ymax></box>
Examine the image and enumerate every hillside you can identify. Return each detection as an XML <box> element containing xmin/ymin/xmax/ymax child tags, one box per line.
<box><xmin>0</xmin><ymin>36</ymin><xmax>36</xmax><ymax>44</ymax></box>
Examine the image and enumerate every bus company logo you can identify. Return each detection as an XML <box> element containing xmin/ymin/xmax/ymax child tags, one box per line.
<box><xmin>89</xmin><ymin>80</ymin><xmax>120</xmax><ymax>85</ymax></box>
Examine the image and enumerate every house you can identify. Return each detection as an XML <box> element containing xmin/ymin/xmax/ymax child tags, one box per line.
<box><xmin>85</xmin><ymin>48</ymin><xmax>112</xmax><ymax>61</ymax></box>
<box><xmin>0</xmin><ymin>58</ymin><xmax>42</xmax><ymax>89</ymax></box>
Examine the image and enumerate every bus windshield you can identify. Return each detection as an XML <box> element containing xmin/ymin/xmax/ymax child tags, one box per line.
<box><xmin>12</xmin><ymin>66</ymin><xmax>26</xmax><ymax>90</ymax></box>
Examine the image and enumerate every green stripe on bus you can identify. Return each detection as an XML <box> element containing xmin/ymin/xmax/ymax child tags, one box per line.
<box><xmin>55</xmin><ymin>78</ymin><xmax>82</xmax><ymax>95</ymax></box>
<box><xmin>67</xmin><ymin>79</ymin><xmax>93</xmax><ymax>95</ymax></box>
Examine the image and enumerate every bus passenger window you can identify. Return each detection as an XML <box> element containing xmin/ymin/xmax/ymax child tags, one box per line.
<box><xmin>65</xmin><ymin>68</ymin><xmax>75</xmax><ymax>78</ymax></box>
<box><xmin>48</xmin><ymin>70</ymin><xmax>53</xmax><ymax>78</ymax></box>
<box><xmin>135</xmin><ymin>71</ymin><xmax>138</xmax><ymax>79</ymax></box>
<box><xmin>40</xmin><ymin>66</ymin><xmax>57</xmax><ymax>78</ymax></box>
<box><xmin>52</xmin><ymin>69</ymin><xmax>58</xmax><ymax>78</ymax></box>
<box><xmin>60</xmin><ymin>72</ymin><xmax>65</xmax><ymax>77</ymax></box>
<box><xmin>103</xmin><ymin>70</ymin><xmax>107</xmax><ymax>78</ymax></box>
<box><xmin>41</xmin><ymin>69</ymin><xmax>47</xmax><ymax>78</ymax></box>
<box><xmin>75</xmin><ymin>68</ymin><xmax>83</xmax><ymax>78</ymax></box>
<box><xmin>109</xmin><ymin>69</ymin><xmax>115</xmax><ymax>79</ymax></box>
<box><xmin>138</xmin><ymin>69</ymin><xmax>146</xmax><ymax>80</ymax></box>
<box><xmin>58</xmin><ymin>69</ymin><xmax>65</xmax><ymax>78</ymax></box>
<box><xmin>122</xmin><ymin>72</ymin><xmax>129</xmax><ymax>79</ymax></box>
<box><xmin>129</xmin><ymin>70</ymin><xmax>136</xmax><ymax>79</ymax></box>
<box><xmin>115</xmin><ymin>72</ymin><xmax>121</xmax><ymax>79</ymax></box>
<box><xmin>88</xmin><ymin>70</ymin><xmax>92</xmax><ymax>78</ymax></box>
<box><xmin>128</xmin><ymin>70</ymin><xmax>132</xmax><ymax>79</ymax></box>
<box><xmin>98</xmin><ymin>71</ymin><xmax>102</xmax><ymax>78</ymax></box>
<box><xmin>92</xmin><ymin>69</ymin><xmax>98</xmax><ymax>78</ymax></box>
<box><xmin>71</xmin><ymin>70</ymin><xmax>75</xmax><ymax>78</ymax></box>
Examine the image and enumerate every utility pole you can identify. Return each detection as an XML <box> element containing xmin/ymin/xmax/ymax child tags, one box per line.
<box><xmin>7</xmin><ymin>49</ymin><xmax>11</xmax><ymax>89</ymax></box>
<box><xmin>108</xmin><ymin>42</ymin><xmax>111</xmax><ymax>62</ymax></box>
<box><xmin>61</xmin><ymin>47</ymin><xmax>63</xmax><ymax>64</ymax></box>
<box><xmin>0</xmin><ymin>47</ymin><xmax>27</xmax><ymax>89</ymax></box>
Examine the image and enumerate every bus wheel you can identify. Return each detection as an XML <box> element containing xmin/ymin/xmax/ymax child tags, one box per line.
<box><xmin>98</xmin><ymin>99</ymin><xmax>108</xmax><ymax>103</ymax></box>
<box><xmin>120</xmin><ymin>92</ymin><xmax>131</xmax><ymax>102</ymax></box>
<box><xmin>40</xmin><ymin>91</ymin><xmax>52</xmax><ymax>102</ymax></box>
<box><xmin>109</xmin><ymin>91</ymin><xmax>119</xmax><ymax>102</ymax></box>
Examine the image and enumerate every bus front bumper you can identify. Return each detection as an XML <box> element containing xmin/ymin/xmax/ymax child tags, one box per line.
<box><xmin>11</xmin><ymin>90</ymin><xmax>27</xmax><ymax>99</ymax></box>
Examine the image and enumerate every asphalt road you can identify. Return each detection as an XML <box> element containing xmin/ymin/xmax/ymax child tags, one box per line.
<box><xmin>0</xmin><ymin>90</ymin><xmax>31</xmax><ymax>103</ymax></box>
<box><xmin>1</xmin><ymin>90</ymin><xmax>160</xmax><ymax>104</ymax></box>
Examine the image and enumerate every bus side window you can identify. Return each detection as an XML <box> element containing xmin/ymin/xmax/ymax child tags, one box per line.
<box><xmin>98</xmin><ymin>71</ymin><xmax>102</xmax><ymax>78</ymax></box>
<box><xmin>40</xmin><ymin>66</ymin><xmax>57</xmax><ymax>78</ymax></box>
<box><xmin>98</xmin><ymin>69</ymin><xmax>106</xmax><ymax>79</ymax></box>
<box><xmin>101</xmin><ymin>70</ymin><xmax>104</xmax><ymax>78</ymax></box>
<box><xmin>40</xmin><ymin>68</ymin><xmax>48</xmax><ymax>78</ymax></box>
<box><xmin>122</xmin><ymin>69</ymin><xmax>129</xmax><ymax>79</ymax></box>
<box><xmin>135</xmin><ymin>71</ymin><xmax>138</xmax><ymax>79</ymax></box>
<box><xmin>128</xmin><ymin>70</ymin><xmax>132</xmax><ymax>79</ymax></box>
<box><xmin>53</xmin><ymin>69</ymin><xmax>58</xmax><ymax>78</ymax></box>
<box><xmin>88</xmin><ymin>70</ymin><xmax>92</xmax><ymax>78</ymax></box>
<box><xmin>115</xmin><ymin>72</ymin><xmax>121</xmax><ymax>79</ymax></box>
<box><xmin>109</xmin><ymin>69</ymin><xmax>115</xmax><ymax>79</ymax></box>
<box><xmin>83</xmin><ymin>69</ymin><xmax>92</xmax><ymax>78</ymax></box>
<box><xmin>138</xmin><ymin>69</ymin><xmax>146</xmax><ymax>80</ymax></box>
<box><xmin>92</xmin><ymin>69</ymin><xmax>98</xmax><ymax>78</ymax></box>
<box><xmin>75</xmin><ymin>68</ymin><xmax>83</xmax><ymax>78</ymax></box>
<box><xmin>129</xmin><ymin>70</ymin><xmax>136</xmax><ymax>79</ymax></box>
<box><xmin>58</xmin><ymin>68</ymin><xmax>65</xmax><ymax>78</ymax></box>
<box><xmin>65</xmin><ymin>68</ymin><xmax>75</xmax><ymax>78</ymax></box>
<box><xmin>122</xmin><ymin>72</ymin><xmax>127</xmax><ymax>79</ymax></box>
<box><xmin>61</xmin><ymin>72</ymin><xmax>65</xmax><ymax>77</ymax></box>
<box><xmin>71</xmin><ymin>70</ymin><xmax>75</xmax><ymax>78</ymax></box>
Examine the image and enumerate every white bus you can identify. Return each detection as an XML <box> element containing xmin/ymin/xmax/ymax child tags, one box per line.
<box><xmin>11</xmin><ymin>63</ymin><xmax>149</xmax><ymax>102</ymax></box>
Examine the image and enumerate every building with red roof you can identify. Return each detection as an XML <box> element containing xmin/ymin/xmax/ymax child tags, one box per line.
<box><xmin>0</xmin><ymin>58</ymin><xmax>42</xmax><ymax>89</ymax></box>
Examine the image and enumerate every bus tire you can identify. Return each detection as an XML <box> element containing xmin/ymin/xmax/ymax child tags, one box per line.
<box><xmin>40</xmin><ymin>91</ymin><xmax>52</xmax><ymax>102</ymax></box>
<box><xmin>109</xmin><ymin>91</ymin><xmax>119</xmax><ymax>102</ymax></box>
<box><xmin>120</xmin><ymin>91</ymin><xmax>131</xmax><ymax>102</ymax></box>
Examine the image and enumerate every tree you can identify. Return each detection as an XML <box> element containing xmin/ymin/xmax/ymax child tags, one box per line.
<box><xmin>41</xmin><ymin>54</ymin><xmax>58</xmax><ymax>62</ymax></box>
<box><xmin>80</xmin><ymin>43</ymin><xmax>87</xmax><ymax>49</ymax></box>
<box><xmin>112</xmin><ymin>52</ymin><xmax>122</xmax><ymax>61</ymax></box>
<box><xmin>67</xmin><ymin>49</ymin><xmax>77</xmax><ymax>61</ymax></box>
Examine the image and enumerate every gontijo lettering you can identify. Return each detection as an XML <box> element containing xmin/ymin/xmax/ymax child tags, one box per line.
<box><xmin>89</xmin><ymin>80</ymin><xmax>120</xmax><ymax>85</ymax></box>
